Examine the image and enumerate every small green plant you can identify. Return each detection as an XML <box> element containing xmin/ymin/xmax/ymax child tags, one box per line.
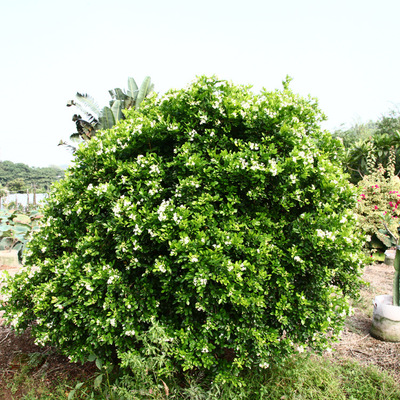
<box><xmin>0</xmin><ymin>207</ymin><xmax>43</xmax><ymax>262</ymax></box>
<box><xmin>65</xmin><ymin>354</ymin><xmax>400</xmax><ymax>400</ymax></box>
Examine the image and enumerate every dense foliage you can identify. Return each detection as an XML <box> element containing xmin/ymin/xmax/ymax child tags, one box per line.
<box><xmin>1</xmin><ymin>76</ymin><xmax>364</xmax><ymax>381</ymax></box>
<box><xmin>0</xmin><ymin>161</ymin><xmax>65</xmax><ymax>192</ymax></box>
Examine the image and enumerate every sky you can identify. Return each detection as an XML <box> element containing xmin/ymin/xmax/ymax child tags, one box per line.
<box><xmin>1</xmin><ymin>0</ymin><xmax>399</xmax><ymax>168</ymax></box>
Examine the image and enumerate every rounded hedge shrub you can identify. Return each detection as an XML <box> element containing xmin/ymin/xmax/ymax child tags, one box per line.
<box><xmin>1</xmin><ymin>76</ymin><xmax>364</xmax><ymax>380</ymax></box>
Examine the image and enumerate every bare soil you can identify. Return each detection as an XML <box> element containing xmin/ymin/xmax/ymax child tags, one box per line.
<box><xmin>0</xmin><ymin>262</ymin><xmax>399</xmax><ymax>396</ymax></box>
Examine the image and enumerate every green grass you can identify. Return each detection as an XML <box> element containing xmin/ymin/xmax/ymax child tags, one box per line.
<box><xmin>2</xmin><ymin>353</ymin><xmax>400</xmax><ymax>400</ymax></box>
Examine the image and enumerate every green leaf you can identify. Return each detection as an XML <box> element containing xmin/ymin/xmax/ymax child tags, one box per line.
<box><xmin>99</xmin><ymin>107</ymin><xmax>115</xmax><ymax>130</ymax></box>
<box><xmin>93</xmin><ymin>373</ymin><xmax>103</xmax><ymax>389</ymax></box>
<box><xmin>95</xmin><ymin>357</ymin><xmax>103</xmax><ymax>370</ymax></box>
<box><xmin>13</xmin><ymin>223</ymin><xmax>30</xmax><ymax>233</ymax></box>
<box><xmin>127</xmin><ymin>77</ymin><xmax>138</xmax><ymax>100</ymax></box>
<box><xmin>111</xmin><ymin>100</ymin><xmax>123</xmax><ymax>123</ymax></box>
<box><xmin>135</xmin><ymin>76</ymin><xmax>151</xmax><ymax>110</ymax></box>
<box><xmin>0</xmin><ymin>237</ymin><xmax>14</xmax><ymax>250</ymax></box>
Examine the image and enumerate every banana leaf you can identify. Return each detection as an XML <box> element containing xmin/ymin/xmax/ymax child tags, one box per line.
<box><xmin>99</xmin><ymin>107</ymin><xmax>116</xmax><ymax>130</ymax></box>
<box><xmin>127</xmin><ymin>77</ymin><xmax>139</xmax><ymax>99</ymax></box>
<box><xmin>0</xmin><ymin>237</ymin><xmax>14</xmax><ymax>250</ymax></box>
<box><xmin>111</xmin><ymin>100</ymin><xmax>124</xmax><ymax>123</ymax></box>
<box><xmin>135</xmin><ymin>76</ymin><xmax>152</xmax><ymax>110</ymax></box>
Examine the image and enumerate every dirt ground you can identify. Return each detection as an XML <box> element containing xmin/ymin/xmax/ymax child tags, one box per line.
<box><xmin>0</xmin><ymin>262</ymin><xmax>399</xmax><ymax>391</ymax></box>
<box><xmin>331</xmin><ymin>262</ymin><xmax>400</xmax><ymax>381</ymax></box>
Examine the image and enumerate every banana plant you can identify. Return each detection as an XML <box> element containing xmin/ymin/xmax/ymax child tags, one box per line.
<box><xmin>61</xmin><ymin>76</ymin><xmax>154</xmax><ymax>152</ymax></box>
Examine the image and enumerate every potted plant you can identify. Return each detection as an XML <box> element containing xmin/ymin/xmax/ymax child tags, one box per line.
<box><xmin>370</xmin><ymin>224</ymin><xmax>400</xmax><ymax>341</ymax></box>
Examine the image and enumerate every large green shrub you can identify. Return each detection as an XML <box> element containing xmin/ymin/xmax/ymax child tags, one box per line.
<box><xmin>1</xmin><ymin>76</ymin><xmax>364</xmax><ymax>380</ymax></box>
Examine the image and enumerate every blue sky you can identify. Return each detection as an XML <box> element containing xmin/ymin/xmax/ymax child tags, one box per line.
<box><xmin>1</xmin><ymin>0</ymin><xmax>399</xmax><ymax>167</ymax></box>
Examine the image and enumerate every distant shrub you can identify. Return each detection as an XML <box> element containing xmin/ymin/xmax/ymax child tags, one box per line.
<box><xmin>1</xmin><ymin>76</ymin><xmax>364</xmax><ymax>381</ymax></box>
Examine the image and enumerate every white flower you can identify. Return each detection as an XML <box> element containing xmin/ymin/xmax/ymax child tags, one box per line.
<box><xmin>249</xmin><ymin>142</ymin><xmax>259</xmax><ymax>150</ymax></box>
<box><xmin>113</xmin><ymin>204</ymin><xmax>121</xmax><ymax>216</ymax></box>
<box><xmin>295</xmin><ymin>345</ymin><xmax>305</xmax><ymax>353</ymax></box>
<box><xmin>199</xmin><ymin>114</ymin><xmax>208</xmax><ymax>124</ymax></box>
<box><xmin>194</xmin><ymin>276</ymin><xmax>207</xmax><ymax>287</ymax></box>
<box><xmin>259</xmin><ymin>362</ymin><xmax>270</xmax><ymax>369</ymax></box>
<box><xmin>190</xmin><ymin>255</ymin><xmax>199</xmax><ymax>262</ymax></box>
<box><xmin>107</xmin><ymin>275</ymin><xmax>116</xmax><ymax>284</ymax></box>
<box><xmin>181</xmin><ymin>236</ymin><xmax>190</xmax><ymax>245</ymax></box>
<box><xmin>239</xmin><ymin>158</ymin><xmax>248</xmax><ymax>169</ymax></box>
<box><xmin>149</xmin><ymin>164</ymin><xmax>160</xmax><ymax>175</ymax></box>
<box><xmin>343</xmin><ymin>237</ymin><xmax>352</xmax><ymax>244</ymax></box>
<box><xmin>155</xmin><ymin>258</ymin><xmax>167</xmax><ymax>273</ymax></box>
<box><xmin>268</xmin><ymin>159</ymin><xmax>278</xmax><ymax>176</ymax></box>
<box><xmin>289</xmin><ymin>174</ymin><xmax>297</xmax><ymax>184</ymax></box>
<box><xmin>85</xmin><ymin>283</ymin><xmax>94</xmax><ymax>292</ymax></box>
<box><xmin>173</xmin><ymin>213</ymin><xmax>182</xmax><ymax>224</ymax></box>
<box><xmin>316</xmin><ymin>229</ymin><xmax>325</xmax><ymax>238</ymax></box>
<box><xmin>189</xmin><ymin>129</ymin><xmax>197</xmax><ymax>141</ymax></box>
<box><xmin>133</xmin><ymin>224</ymin><xmax>142</xmax><ymax>235</ymax></box>
<box><xmin>326</xmin><ymin>231</ymin><xmax>336</xmax><ymax>241</ymax></box>
<box><xmin>157</xmin><ymin>199</ymin><xmax>171</xmax><ymax>221</ymax></box>
<box><xmin>294</xmin><ymin>255</ymin><xmax>302</xmax><ymax>262</ymax></box>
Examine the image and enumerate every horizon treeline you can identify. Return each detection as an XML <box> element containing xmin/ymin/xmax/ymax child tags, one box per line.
<box><xmin>0</xmin><ymin>160</ymin><xmax>65</xmax><ymax>192</ymax></box>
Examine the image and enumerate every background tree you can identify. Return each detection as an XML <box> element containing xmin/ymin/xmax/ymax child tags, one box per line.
<box><xmin>0</xmin><ymin>161</ymin><xmax>64</xmax><ymax>191</ymax></box>
<box><xmin>375</xmin><ymin>108</ymin><xmax>400</xmax><ymax>137</ymax></box>
<box><xmin>7</xmin><ymin>178</ymin><xmax>27</xmax><ymax>192</ymax></box>
<box><xmin>333</xmin><ymin>108</ymin><xmax>400</xmax><ymax>183</ymax></box>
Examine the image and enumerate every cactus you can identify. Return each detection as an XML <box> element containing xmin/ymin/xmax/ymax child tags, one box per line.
<box><xmin>0</xmin><ymin>208</ymin><xmax>43</xmax><ymax>263</ymax></box>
